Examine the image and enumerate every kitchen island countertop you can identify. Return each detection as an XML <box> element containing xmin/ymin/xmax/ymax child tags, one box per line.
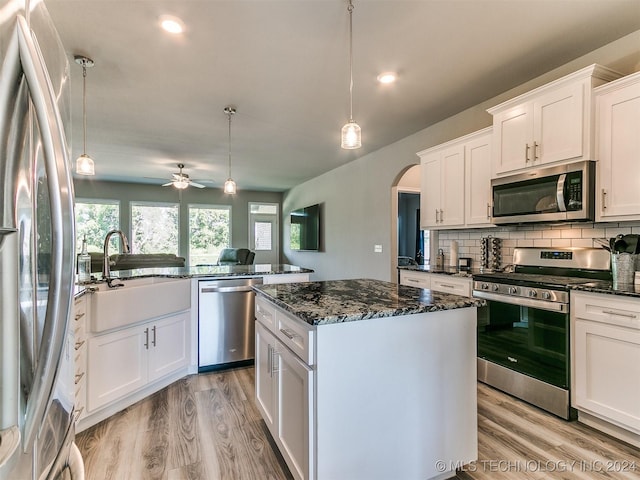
<box><xmin>254</xmin><ymin>278</ymin><xmax>485</xmax><ymax>326</ymax></box>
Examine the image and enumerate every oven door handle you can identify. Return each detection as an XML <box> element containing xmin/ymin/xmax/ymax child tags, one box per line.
<box><xmin>473</xmin><ymin>290</ymin><xmax>568</xmax><ymax>313</ymax></box>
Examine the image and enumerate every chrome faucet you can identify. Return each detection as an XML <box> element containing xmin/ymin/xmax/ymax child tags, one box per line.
<box><xmin>102</xmin><ymin>229</ymin><xmax>130</xmax><ymax>282</ymax></box>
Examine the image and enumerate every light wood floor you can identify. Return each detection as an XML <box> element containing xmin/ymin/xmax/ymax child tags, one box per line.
<box><xmin>76</xmin><ymin>367</ymin><xmax>640</xmax><ymax>480</ymax></box>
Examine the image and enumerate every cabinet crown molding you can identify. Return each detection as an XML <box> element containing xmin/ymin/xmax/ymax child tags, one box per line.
<box><xmin>487</xmin><ymin>63</ymin><xmax>623</xmax><ymax>115</ymax></box>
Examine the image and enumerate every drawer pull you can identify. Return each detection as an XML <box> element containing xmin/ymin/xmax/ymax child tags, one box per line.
<box><xmin>279</xmin><ymin>328</ymin><xmax>296</xmax><ymax>340</ymax></box>
<box><xmin>407</xmin><ymin>279</ymin><xmax>419</xmax><ymax>283</ymax></box>
<box><xmin>438</xmin><ymin>284</ymin><xmax>456</xmax><ymax>289</ymax></box>
<box><xmin>74</xmin><ymin>312</ymin><xmax>85</xmax><ymax>321</ymax></box>
<box><xmin>74</xmin><ymin>372</ymin><xmax>85</xmax><ymax>384</ymax></box>
<box><xmin>602</xmin><ymin>309</ymin><xmax>637</xmax><ymax>319</ymax></box>
<box><xmin>74</xmin><ymin>340</ymin><xmax>85</xmax><ymax>350</ymax></box>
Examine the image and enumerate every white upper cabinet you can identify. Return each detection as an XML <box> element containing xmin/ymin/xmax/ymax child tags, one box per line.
<box><xmin>419</xmin><ymin>144</ymin><xmax>465</xmax><ymax>229</ymax></box>
<box><xmin>488</xmin><ymin>64</ymin><xmax>622</xmax><ymax>177</ymax></box>
<box><xmin>419</xmin><ymin>127</ymin><xmax>492</xmax><ymax>230</ymax></box>
<box><xmin>595</xmin><ymin>71</ymin><xmax>640</xmax><ymax>221</ymax></box>
<box><xmin>465</xmin><ymin>129</ymin><xmax>493</xmax><ymax>226</ymax></box>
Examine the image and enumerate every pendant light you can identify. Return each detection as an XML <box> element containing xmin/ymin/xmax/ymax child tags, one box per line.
<box><xmin>223</xmin><ymin>106</ymin><xmax>237</xmax><ymax>194</ymax></box>
<box><xmin>74</xmin><ymin>55</ymin><xmax>96</xmax><ymax>175</ymax></box>
<box><xmin>341</xmin><ymin>0</ymin><xmax>361</xmax><ymax>149</ymax></box>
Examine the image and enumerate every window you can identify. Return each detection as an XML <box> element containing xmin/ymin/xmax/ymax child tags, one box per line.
<box><xmin>75</xmin><ymin>199</ymin><xmax>119</xmax><ymax>253</ymax></box>
<box><xmin>131</xmin><ymin>202</ymin><xmax>179</xmax><ymax>254</ymax></box>
<box><xmin>188</xmin><ymin>205</ymin><xmax>231</xmax><ymax>265</ymax></box>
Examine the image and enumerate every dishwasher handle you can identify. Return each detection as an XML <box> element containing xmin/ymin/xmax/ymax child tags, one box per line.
<box><xmin>200</xmin><ymin>285</ymin><xmax>256</xmax><ymax>293</ymax></box>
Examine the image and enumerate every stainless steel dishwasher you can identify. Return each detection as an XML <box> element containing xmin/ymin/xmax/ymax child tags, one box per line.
<box><xmin>198</xmin><ymin>277</ymin><xmax>263</xmax><ymax>370</ymax></box>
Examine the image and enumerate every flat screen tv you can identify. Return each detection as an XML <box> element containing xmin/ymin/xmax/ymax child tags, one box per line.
<box><xmin>290</xmin><ymin>204</ymin><xmax>320</xmax><ymax>251</ymax></box>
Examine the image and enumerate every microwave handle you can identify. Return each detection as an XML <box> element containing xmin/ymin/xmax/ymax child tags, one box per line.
<box><xmin>556</xmin><ymin>173</ymin><xmax>567</xmax><ymax>212</ymax></box>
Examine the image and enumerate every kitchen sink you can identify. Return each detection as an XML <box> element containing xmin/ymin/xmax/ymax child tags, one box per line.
<box><xmin>89</xmin><ymin>277</ymin><xmax>190</xmax><ymax>333</ymax></box>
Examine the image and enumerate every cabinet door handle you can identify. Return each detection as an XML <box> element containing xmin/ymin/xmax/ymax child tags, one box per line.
<box><xmin>152</xmin><ymin>326</ymin><xmax>157</xmax><ymax>347</ymax></box>
<box><xmin>602</xmin><ymin>189</ymin><xmax>607</xmax><ymax>209</ymax></box>
<box><xmin>440</xmin><ymin>209</ymin><xmax>444</xmax><ymax>223</ymax></box>
<box><xmin>602</xmin><ymin>309</ymin><xmax>637</xmax><ymax>319</ymax></box>
<box><xmin>144</xmin><ymin>327</ymin><xmax>149</xmax><ymax>349</ymax></box>
<box><xmin>74</xmin><ymin>312</ymin><xmax>85</xmax><ymax>321</ymax></box>
<box><xmin>533</xmin><ymin>141</ymin><xmax>539</xmax><ymax>161</ymax></box>
<box><xmin>267</xmin><ymin>344</ymin><xmax>272</xmax><ymax>378</ymax></box>
<box><xmin>271</xmin><ymin>348</ymin><xmax>279</xmax><ymax>375</ymax></box>
<box><xmin>487</xmin><ymin>203</ymin><xmax>491</xmax><ymax>220</ymax></box>
<box><xmin>525</xmin><ymin>143</ymin><xmax>531</xmax><ymax>162</ymax></box>
<box><xmin>435</xmin><ymin>209</ymin><xmax>439</xmax><ymax>223</ymax></box>
<box><xmin>74</xmin><ymin>372</ymin><xmax>85</xmax><ymax>384</ymax></box>
<box><xmin>279</xmin><ymin>328</ymin><xmax>296</xmax><ymax>340</ymax></box>
<box><xmin>74</xmin><ymin>340</ymin><xmax>85</xmax><ymax>351</ymax></box>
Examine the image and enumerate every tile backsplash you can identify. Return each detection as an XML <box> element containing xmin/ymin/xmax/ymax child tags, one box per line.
<box><xmin>438</xmin><ymin>221</ymin><xmax>640</xmax><ymax>269</ymax></box>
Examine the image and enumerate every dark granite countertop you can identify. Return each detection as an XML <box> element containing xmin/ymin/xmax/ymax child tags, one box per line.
<box><xmin>79</xmin><ymin>264</ymin><xmax>313</xmax><ymax>285</ymax></box>
<box><xmin>254</xmin><ymin>278</ymin><xmax>485</xmax><ymax>326</ymax></box>
<box><xmin>571</xmin><ymin>281</ymin><xmax>640</xmax><ymax>299</ymax></box>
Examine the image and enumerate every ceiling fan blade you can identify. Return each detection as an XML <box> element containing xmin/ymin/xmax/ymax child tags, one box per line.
<box><xmin>191</xmin><ymin>182</ymin><xmax>206</xmax><ymax>188</ymax></box>
<box><xmin>162</xmin><ymin>182</ymin><xmax>174</xmax><ymax>187</ymax></box>
<box><xmin>172</xmin><ymin>173</ymin><xmax>183</xmax><ymax>180</ymax></box>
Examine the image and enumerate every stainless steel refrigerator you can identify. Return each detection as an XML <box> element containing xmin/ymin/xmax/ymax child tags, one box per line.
<box><xmin>0</xmin><ymin>0</ymin><xmax>84</xmax><ymax>478</ymax></box>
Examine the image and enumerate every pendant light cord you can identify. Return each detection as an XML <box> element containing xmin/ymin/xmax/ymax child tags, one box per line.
<box><xmin>82</xmin><ymin>65</ymin><xmax>87</xmax><ymax>154</ymax></box>
<box><xmin>227</xmin><ymin>110</ymin><xmax>232</xmax><ymax>177</ymax></box>
<box><xmin>348</xmin><ymin>0</ymin><xmax>354</xmax><ymax>122</ymax></box>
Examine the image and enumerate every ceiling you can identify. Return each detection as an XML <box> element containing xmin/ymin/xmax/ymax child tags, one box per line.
<box><xmin>46</xmin><ymin>0</ymin><xmax>640</xmax><ymax>192</ymax></box>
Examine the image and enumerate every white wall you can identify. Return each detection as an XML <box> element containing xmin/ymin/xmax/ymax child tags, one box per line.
<box><xmin>283</xmin><ymin>30</ymin><xmax>640</xmax><ymax>282</ymax></box>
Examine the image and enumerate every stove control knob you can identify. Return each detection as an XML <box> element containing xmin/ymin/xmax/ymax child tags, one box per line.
<box><xmin>508</xmin><ymin>286</ymin><xmax>518</xmax><ymax>295</ymax></box>
<box><xmin>541</xmin><ymin>291</ymin><xmax>551</xmax><ymax>300</ymax></box>
<box><xmin>492</xmin><ymin>284</ymin><xmax>500</xmax><ymax>292</ymax></box>
<box><xmin>481</xmin><ymin>283</ymin><xmax>489</xmax><ymax>290</ymax></box>
<box><xmin>528</xmin><ymin>289</ymin><xmax>537</xmax><ymax>298</ymax></box>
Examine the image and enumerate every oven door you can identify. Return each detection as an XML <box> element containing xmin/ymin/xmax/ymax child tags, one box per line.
<box><xmin>477</xmin><ymin>299</ymin><xmax>569</xmax><ymax>389</ymax></box>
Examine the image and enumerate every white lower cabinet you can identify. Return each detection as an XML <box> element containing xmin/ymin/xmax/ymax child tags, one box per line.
<box><xmin>255</xmin><ymin>320</ymin><xmax>314</xmax><ymax>480</ymax></box>
<box><xmin>571</xmin><ymin>292</ymin><xmax>640</xmax><ymax>446</ymax></box>
<box><xmin>87</xmin><ymin>310</ymin><xmax>189</xmax><ymax>413</ymax></box>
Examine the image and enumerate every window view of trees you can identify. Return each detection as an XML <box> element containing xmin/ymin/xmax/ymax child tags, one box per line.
<box><xmin>131</xmin><ymin>203</ymin><xmax>179</xmax><ymax>254</ymax></box>
<box><xmin>75</xmin><ymin>201</ymin><xmax>119</xmax><ymax>253</ymax></box>
<box><xmin>75</xmin><ymin>199</ymin><xmax>235</xmax><ymax>265</ymax></box>
<box><xmin>189</xmin><ymin>205</ymin><xmax>231</xmax><ymax>265</ymax></box>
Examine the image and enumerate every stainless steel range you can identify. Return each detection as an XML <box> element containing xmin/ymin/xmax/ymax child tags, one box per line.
<box><xmin>472</xmin><ymin>247</ymin><xmax>611</xmax><ymax>419</ymax></box>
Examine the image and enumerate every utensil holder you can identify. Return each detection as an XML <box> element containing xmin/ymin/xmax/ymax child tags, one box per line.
<box><xmin>611</xmin><ymin>253</ymin><xmax>638</xmax><ymax>286</ymax></box>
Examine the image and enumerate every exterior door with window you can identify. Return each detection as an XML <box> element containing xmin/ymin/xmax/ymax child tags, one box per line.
<box><xmin>249</xmin><ymin>203</ymin><xmax>279</xmax><ymax>265</ymax></box>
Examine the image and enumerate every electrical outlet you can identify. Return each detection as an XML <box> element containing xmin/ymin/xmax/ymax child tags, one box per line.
<box><xmin>374</xmin><ymin>244</ymin><xmax>383</xmax><ymax>253</ymax></box>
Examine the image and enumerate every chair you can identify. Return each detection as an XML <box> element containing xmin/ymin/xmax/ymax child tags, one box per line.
<box><xmin>217</xmin><ymin>248</ymin><xmax>255</xmax><ymax>265</ymax></box>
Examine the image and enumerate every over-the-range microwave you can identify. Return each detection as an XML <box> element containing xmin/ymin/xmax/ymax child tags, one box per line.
<box><xmin>491</xmin><ymin>160</ymin><xmax>595</xmax><ymax>224</ymax></box>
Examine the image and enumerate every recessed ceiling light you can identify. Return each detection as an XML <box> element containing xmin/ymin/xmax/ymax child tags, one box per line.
<box><xmin>377</xmin><ymin>72</ymin><xmax>397</xmax><ymax>84</ymax></box>
<box><xmin>159</xmin><ymin>15</ymin><xmax>185</xmax><ymax>34</ymax></box>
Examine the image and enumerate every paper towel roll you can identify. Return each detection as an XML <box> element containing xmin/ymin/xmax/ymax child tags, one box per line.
<box><xmin>450</xmin><ymin>240</ymin><xmax>458</xmax><ymax>267</ymax></box>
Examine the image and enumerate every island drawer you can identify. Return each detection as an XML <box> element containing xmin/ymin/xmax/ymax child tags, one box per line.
<box><xmin>256</xmin><ymin>295</ymin><xmax>277</xmax><ymax>331</ymax></box>
<box><xmin>256</xmin><ymin>295</ymin><xmax>315</xmax><ymax>365</ymax></box>
<box><xmin>275</xmin><ymin>309</ymin><xmax>315</xmax><ymax>366</ymax></box>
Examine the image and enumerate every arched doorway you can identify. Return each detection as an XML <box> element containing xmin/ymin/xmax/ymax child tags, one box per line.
<box><xmin>390</xmin><ymin>164</ymin><xmax>433</xmax><ymax>281</ymax></box>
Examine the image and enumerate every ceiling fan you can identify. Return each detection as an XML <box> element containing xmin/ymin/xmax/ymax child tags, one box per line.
<box><xmin>162</xmin><ymin>163</ymin><xmax>206</xmax><ymax>189</ymax></box>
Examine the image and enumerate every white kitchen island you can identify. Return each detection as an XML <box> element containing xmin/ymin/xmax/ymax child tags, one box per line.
<box><xmin>254</xmin><ymin>279</ymin><xmax>483</xmax><ymax>480</ymax></box>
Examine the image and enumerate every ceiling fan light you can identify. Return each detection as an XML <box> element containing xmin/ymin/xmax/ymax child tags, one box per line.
<box><xmin>224</xmin><ymin>178</ymin><xmax>237</xmax><ymax>194</ymax></box>
<box><xmin>174</xmin><ymin>178</ymin><xmax>189</xmax><ymax>189</ymax></box>
<box><xmin>76</xmin><ymin>154</ymin><xmax>95</xmax><ymax>176</ymax></box>
<box><xmin>341</xmin><ymin>120</ymin><xmax>361</xmax><ymax>149</ymax></box>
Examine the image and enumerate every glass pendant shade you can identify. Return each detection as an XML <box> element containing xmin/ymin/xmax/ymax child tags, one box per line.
<box><xmin>76</xmin><ymin>153</ymin><xmax>95</xmax><ymax>176</ymax></box>
<box><xmin>224</xmin><ymin>178</ymin><xmax>237</xmax><ymax>194</ymax></box>
<box><xmin>174</xmin><ymin>179</ymin><xmax>189</xmax><ymax>189</ymax></box>
<box><xmin>341</xmin><ymin>120</ymin><xmax>361</xmax><ymax>149</ymax></box>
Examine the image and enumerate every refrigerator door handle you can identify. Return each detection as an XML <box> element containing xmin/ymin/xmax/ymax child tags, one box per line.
<box><xmin>15</xmin><ymin>15</ymin><xmax>75</xmax><ymax>451</ymax></box>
